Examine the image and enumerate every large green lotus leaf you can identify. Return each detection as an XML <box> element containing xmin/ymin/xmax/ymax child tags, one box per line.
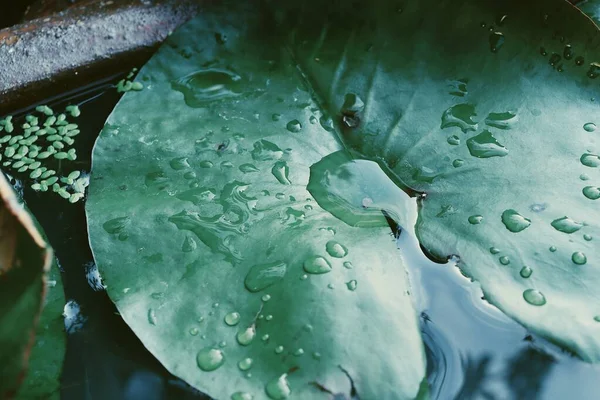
<box><xmin>281</xmin><ymin>0</ymin><xmax>600</xmax><ymax>360</ymax></box>
<box><xmin>85</xmin><ymin>3</ymin><xmax>426</xmax><ymax>399</ymax></box>
<box><xmin>0</xmin><ymin>174</ymin><xmax>57</xmax><ymax>397</ymax></box>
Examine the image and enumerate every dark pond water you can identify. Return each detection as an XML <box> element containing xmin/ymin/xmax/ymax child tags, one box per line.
<box><xmin>5</xmin><ymin>74</ymin><xmax>600</xmax><ymax>400</ymax></box>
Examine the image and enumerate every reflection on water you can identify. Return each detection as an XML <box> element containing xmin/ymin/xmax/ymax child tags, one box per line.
<box><xmin>397</xmin><ymin>226</ymin><xmax>600</xmax><ymax>399</ymax></box>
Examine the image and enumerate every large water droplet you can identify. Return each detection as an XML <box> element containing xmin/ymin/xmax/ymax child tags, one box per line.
<box><xmin>251</xmin><ymin>140</ymin><xmax>283</xmax><ymax>161</ymax></box>
<box><xmin>286</xmin><ymin>120</ymin><xmax>302</xmax><ymax>133</ymax></box>
<box><xmin>236</xmin><ymin>325</ymin><xmax>256</xmax><ymax>345</ymax></box>
<box><xmin>484</xmin><ymin>111</ymin><xmax>518</xmax><ymax>130</ymax></box>
<box><xmin>501</xmin><ymin>209</ymin><xmax>531</xmax><ymax>233</ymax></box>
<box><xmin>325</xmin><ymin>241</ymin><xmax>348</xmax><ymax>258</ymax></box>
<box><xmin>346</xmin><ymin>280</ymin><xmax>358</xmax><ymax>291</ymax></box>
<box><xmin>231</xmin><ymin>392</ymin><xmax>253</xmax><ymax>400</ymax></box>
<box><xmin>467</xmin><ymin>130</ymin><xmax>508</xmax><ymax>158</ymax></box>
<box><xmin>551</xmin><ymin>216</ymin><xmax>584</xmax><ymax>233</ymax></box>
<box><xmin>440</xmin><ymin>103</ymin><xmax>478</xmax><ymax>132</ymax></box>
<box><xmin>468</xmin><ymin>215</ymin><xmax>483</xmax><ymax>224</ymax></box>
<box><xmin>583</xmin><ymin>186</ymin><xmax>600</xmax><ymax>200</ymax></box>
<box><xmin>572</xmin><ymin>252</ymin><xmax>587</xmax><ymax>265</ymax></box>
<box><xmin>172</xmin><ymin>68</ymin><xmax>244</xmax><ymax>107</ymax></box>
<box><xmin>271</xmin><ymin>161</ymin><xmax>291</xmax><ymax>185</ymax></box>
<box><xmin>303</xmin><ymin>256</ymin><xmax>332</xmax><ymax>274</ymax></box>
<box><xmin>244</xmin><ymin>261</ymin><xmax>287</xmax><ymax>292</ymax></box>
<box><xmin>447</xmin><ymin>135</ymin><xmax>460</xmax><ymax>145</ymax></box>
<box><xmin>581</xmin><ymin>153</ymin><xmax>600</xmax><ymax>168</ymax></box>
<box><xmin>584</xmin><ymin>122</ymin><xmax>597</xmax><ymax>132</ymax></box>
<box><xmin>225</xmin><ymin>312</ymin><xmax>241</xmax><ymax>326</ymax></box>
<box><xmin>170</xmin><ymin>157</ymin><xmax>190</xmax><ymax>170</ymax></box>
<box><xmin>197</xmin><ymin>347</ymin><xmax>225</xmax><ymax>371</ymax></box>
<box><xmin>239</xmin><ymin>163</ymin><xmax>260</xmax><ymax>173</ymax></box>
<box><xmin>520</xmin><ymin>266</ymin><xmax>532</xmax><ymax>278</ymax></box>
<box><xmin>523</xmin><ymin>289</ymin><xmax>546</xmax><ymax>306</ymax></box>
<box><xmin>265</xmin><ymin>374</ymin><xmax>291</xmax><ymax>400</ymax></box>
<box><xmin>489</xmin><ymin>31</ymin><xmax>505</xmax><ymax>52</ymax></box>
<box><xmin>238</xmin><ymin>357</ymin><xmax>253</xmax><ymax>371</ymax></box>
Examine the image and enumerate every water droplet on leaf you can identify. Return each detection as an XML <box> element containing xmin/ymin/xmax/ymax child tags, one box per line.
<box><xmin>572</xmin><ymin>252</ymin><xmax>587</xmax><ymax>265</ymax></box>
<box><xmin>520</xmin><ymin>266</ymin><xmax>532</xmax><ymax>278</ymax></box>
<box><xmin>551</xmin><ymin>216</ymin><xmax>584</xmax><ymax>234</ymax></box>
<box><xmin>584</xmin><ymin>122</ymin><xmax>597</xmax><ymax>132</ymax></box>
<box><xmin>265</xmin><ymin>374</ymin><xmax>291</xmax><ymax>400</ymax></box>
<box><xmin>148</xmin><ymin>308</ymin><xmax>157</xmax><ymax>325</ymax></box>
<box><xmin>468</xmin><ymin>215</ymin><xmax>483</xmax><ymax>224</ymax></box>
<box><xmin>501</xmin><ymin>209</ymin><xmax>531</xmax><ymax>233</ymax></box>
<box><xmin>303</xmin><ymin>256</ymin><xmax>332</xmax><ymax>274</ymax></box>
<box><xmin>583</xmin><ymin>186</ymin><xmax>600</xmax><ymax>200</ymax></box>
<box><xmin>237</xmin><ymin>325</ymin><xmax>256</xmax><ymax>345</ymax></box>
<box><xmin>441</xmin><ymin>103</ymin><xmax>478</xmax><ymax>132</ymax></box>
<box><xmin>271</xmin><ymin>161</ymin><xmax>291</xmax><ymax>184</ymax></box>
<box><xmin>225</xmin><ymin>312</ymin><xmax>241</xmax><ymax>326</ymax></box>
<box><xmin>581</xmin><ymin>153</ymin><xmax>600</xmax><ymax>168</ymax></box>
<box><xmin>447</xmin><ymin>135</ymin><xmax>460</xmax><ymax>145</ymax></box>
<box><xmin>523</xmin><ymin>289</ymin><xmax>546</xmax><ymax>306</ymax></box>
<box><xmin>231</xmin><ymin>392</ymin><xmax>253</xmax><ymax>400</ymax></box>
<box><xmin>286</xmin><ymin>120</ymin><xmax>302</xmax><ymax>133</ymax></box>
<box><xmin>346</xmin><ymin>280</ymin><xmax>358</xmax><ymax>291</ymax></box>
<box><xmin>172</xmin><ymin>68</ymin><xmax>244</xmax><ymax>107</ymax></box>
<box><xmin>467</xmin><ymin>130</ymin><xmax>508</xmax><ymax>158</ymax></box>
<box><xmin>238</xmin><ymin>357</ymin><xmax>253</xmax><ymax>370</ymax></box>
<box><xmin>197</xmin><ymin>347</ymin><xmax>225</xmax><ymax>371</ymax></box>
<box><xmin>244</xmin><ymin>261</ymin><xmax>287</xmax><ymax>292</ymax></box>
<box><xmin>325</xmin><ymin>241</ymin><xmax>348</xmax><ymax>258</ymax></box>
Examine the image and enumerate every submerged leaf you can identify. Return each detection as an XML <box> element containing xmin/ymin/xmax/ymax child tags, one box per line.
<box><xmin>0</xmin><ymin>174</ymin><xmax>61</xmax><ymax>397</ymax></box>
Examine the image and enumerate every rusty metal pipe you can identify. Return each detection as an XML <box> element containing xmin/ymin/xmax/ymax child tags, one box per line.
<box><xmin>0</xmin><ymin>0</ymin><xmax>201</xmax><ymax>115</ymax></box>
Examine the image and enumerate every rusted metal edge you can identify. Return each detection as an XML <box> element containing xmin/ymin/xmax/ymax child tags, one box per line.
<box><xmin>0</xmin><ymin>0</ymin><xmax>202</xmax><ymax>115</ymax></box>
